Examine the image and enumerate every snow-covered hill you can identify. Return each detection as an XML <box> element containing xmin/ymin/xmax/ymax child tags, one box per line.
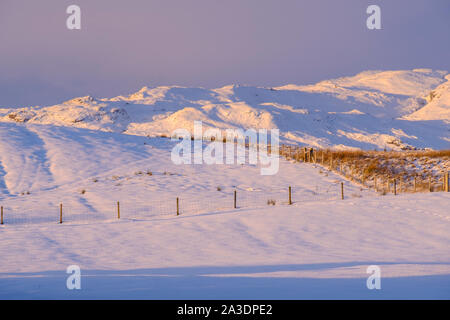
<box><xmin>1</xmin><ymin>69</ymin><xmax>449</xmax><ymax>299</ymax></box>
<box><xmin>1</xmin><ymin>69</ymin><xmax>449</xmax><ymax>150</ymax></box>
<box><xmin>0</xmin><ymin>123</ymin><xmax>449</xmax><ymax>299</ymax></box>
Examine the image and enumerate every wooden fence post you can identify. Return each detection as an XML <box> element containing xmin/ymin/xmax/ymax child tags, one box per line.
<box><xmin>442</xmin><ymin>172</ymin><xmax>449</xmax><ymax>192</ymax></box>
<box><xmin>429</xmin><ymin>176</ymin><xmax>432</xmax><ymax>192</ymax></box>
<box><xmin>374</xmin><ymin>177</ymin><xmax>377</xmax><ymax>192</ymax></box>
<box><xmin>234</xmin><ymin>190</ymin><xmax>237</xmax><ymax>209</ymax></box>
<box><xmin>117</xmin><ymin>201</ymin><xmax>120</xmax><ymax>219</ymax></box>
<box><xmin>446</xmin><ymin>172</ymin><xmax>449</xmax><ymax>192</ymax></box>
<box><xmin>414</xmin><ymin>176</ymin><xmax>417</xmax><ymax>192</ymax></box>
<box><xmin>60</xmin><ymin>203</ymin><xmax>63</xmax><ymax>224</ymax></box>
<box><xmin>341</xmin><ymin>182</ymin><xmax>344</xmax><ymax>200</ymax></box>
<box><xmin>1</xmin><ymin>206</ymin><xmax>3</xmax><ymax>225</ymax></box>
<box><xmin>288</xmin><ymin>186</ymin><xmax>292</xmax><ymax>205</ymax></box>
<box><xmin>394</xmin><ymin>179</ymin><xmax>397</xmax><ymax>196</ymax></box>
<box><xmin>177</xmin><ymin>198</ymin><xmax>180</xmax><ymax>216</ymax></box>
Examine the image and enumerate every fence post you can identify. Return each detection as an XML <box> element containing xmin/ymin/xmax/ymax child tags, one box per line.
<box><xmin>442</xmin><ymin>172</ymin><xmax>449</xmax><ymax>192</ymax></box>
<box><xmin>429</xmin><ymin>176</ymin><xmax>432</xmax><ymax>192</ymax></box>
<box><xmin>60</xmin><ymin>203</ymin><xmax>63</xmax><ymax>224</ymax></box>
<box><xmin>394</xmin><ymin>179</ymin><xmax>397</xmax><ymax>196</ymax></box>
<box><xmin>446</xmin><ymin>172</ymin><xmax>449</xmax><ymax>192</ymax></box>
<box><xmin>288</xmin><ymin>186</ymin><xmax>292</xmax><ymax>205</ymax></box>
<box><xmin>374</xmin><ymin>176</ymin><xmax>377</xmax><ymax>192</ymax></box>
<box><xmin>117</xmin><ymin>201</ymin><xmax>120</xmax><ymax>219</ymax></box>
<box><xmin>414</xmin><ymin>176</ymin><xmax>417</xmax><ymax>192</ymax></box>
<box><xmin>177</xmin><ymin>198</ymin><xmax>180</xmax><ymax>216</ymax></box>
<box><xmin>341</xmin><ymin>182</ymin><xmax>344</xmax><ymax>200</ymax></box>
<box><xmin>234</xmin><ymin>190</ymin><xmax>237</xmax><ymax>209</ymax></box>
<box><xmin>1</xmin><ymin>206</ymin><xmax>3</xmax><ymax>225</ymax></box>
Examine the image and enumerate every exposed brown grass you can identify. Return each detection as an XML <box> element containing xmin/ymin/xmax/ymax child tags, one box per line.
<box><xmin>279</xmin><ymin>146</ymin><xmax>450</xmax><ymax>193</ymax></box>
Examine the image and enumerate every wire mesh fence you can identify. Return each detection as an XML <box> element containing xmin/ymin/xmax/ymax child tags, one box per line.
<box><xmin>0</xmin><ymin>203</ymin><xmax>117</xmax><ymax>226</ymax></box>
<box><xmin>0</xmin><ymin>184</ymin><xmax>344</xmax><ymax>226</ymax></box>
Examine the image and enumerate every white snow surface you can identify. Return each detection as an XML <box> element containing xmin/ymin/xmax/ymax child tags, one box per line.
<box><xmin>0</xmin><ymin>123</ymin><xmax>449</xmax><ymax>299</ymax></box>
<box><xmin>1</xmin><ymin>69</ymin><xmax>449</xmax><ymax>150</ymax></box>
<box><xmin>0</xmin><ymin>69</ymin><xmax>449</xmax><ymax>299</ymax></box>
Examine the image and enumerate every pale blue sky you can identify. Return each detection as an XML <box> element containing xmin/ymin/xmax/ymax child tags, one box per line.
<box><xmin>0</xmin><ymin>0</ymin><xmax>449</xmax><ymax>107</ymax></box>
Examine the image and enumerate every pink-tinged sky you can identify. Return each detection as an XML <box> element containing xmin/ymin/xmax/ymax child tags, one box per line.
<box><xmin>0</xmin><ymin>0</ymin><xmax>449</xmax><ymax>107</ymax></box>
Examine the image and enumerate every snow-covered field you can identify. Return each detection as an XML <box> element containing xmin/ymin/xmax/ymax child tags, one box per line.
<box><xmin>0</xmin><ymin>69</ymin><xmax>449</xmax><ymax>299</ymax></box>
<box><xmin>1</xmin><ymin>193</ymin><xmax>449</xmax><ymax>299</ymax></box>
<box><xmin>0</xmin><ymin>122</ymin><xmax>449</xmax><ymax>299</ymax></box>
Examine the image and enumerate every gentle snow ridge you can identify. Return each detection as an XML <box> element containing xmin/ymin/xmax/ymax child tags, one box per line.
<box><xmin>1</xmin><ymin>69</ymin><xmax>449</xmax><ymax>150</ymax></box>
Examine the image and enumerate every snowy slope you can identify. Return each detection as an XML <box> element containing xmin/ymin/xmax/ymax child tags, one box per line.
<box><xmin>403</xmin><ymin>74</ymin><xmax>450</xmax><ymax>121</ymax></box>
<box><xmin>0</xmin><ymin>122</ymin><xmax>449</xmax><ymax>299</ymax></box>
<box><xmin>0</xmin><ymin>122</ymin><xmax>371</xmax><ymax>210</ymax></box>
<box><xmin>1</xmin><ymin>193</ymin><xmax>450</xmax><ymax>299</ymax></box>
<box><xmin>1</xmin><ymin>69</ymin><xmax>449</xmax><ymax>150</ymax></box>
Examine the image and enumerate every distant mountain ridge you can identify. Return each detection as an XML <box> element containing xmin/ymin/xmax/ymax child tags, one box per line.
<box><xmin>1</xmin><ymin>69</ymin><xmax>449</xmax><ymax>150</ymax></box>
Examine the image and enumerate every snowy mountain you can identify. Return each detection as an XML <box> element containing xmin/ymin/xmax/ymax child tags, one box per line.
<box><xmin>1</xmin><ymin>69</ymin><xmax>449</xmax><ymax>150</ymax></box>
<box><xmin>0</xmin><ymin>70</ymin><xmax>449</xmax><ymax>299</ymax></box>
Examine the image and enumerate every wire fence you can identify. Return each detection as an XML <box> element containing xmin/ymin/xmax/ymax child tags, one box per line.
<box><xmin>0</xmin><ymin>184</ymin><xmax>345</xmax><ymax>226</ymax></box>
<box><xmin>0</xmin><ymin>204</ymin><xmax>116</xmax><ymax>226</ymax></box>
